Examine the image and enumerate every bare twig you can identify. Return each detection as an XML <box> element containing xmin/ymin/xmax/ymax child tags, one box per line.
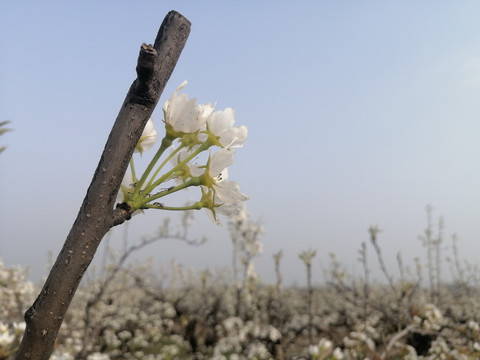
<box><xmin>16</xmin><ymin>11</ymin><xmax>191</xmax><ymax>360</ymax></box>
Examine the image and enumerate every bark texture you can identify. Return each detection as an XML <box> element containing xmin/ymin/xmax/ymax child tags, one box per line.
<box><xmin>16</xmin><ymin>11</ymin><xmax>191</xmax><ymax>360</ymax></box>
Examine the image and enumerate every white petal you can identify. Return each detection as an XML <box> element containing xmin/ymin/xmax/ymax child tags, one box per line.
<box><xmin>209</xmin><ymin>108</ymin><xmax>235</xmax><ymax>136</ymax></box>
<box><xmin>135</xmin><ymin>117</ymin><xmax>158</xmax><ymax>153</ymax></box>
<box><xmin>210</xmin><ymin>149</ymin><xmax>234</xmax><ymax>177</ymax></box>
<box><xmin>215</xmin><ymin>181</ymin><xmax>248</xmax><ymax>203</ymax></box>
<box><xmin>190</xmin><ymin>164</ymin><xmax>204</xmax><ymax>177</ymax></box>
<box><xmin>228</xmin><ymin>125</ymin><xmax>248</xmax><ymax>148</ymax></box>
<box><xmin>206</xmin><ymin>108</ymin><xmax>247</xmax><ymax>149</ymax></box>
<box><xmin>163</xmin><ymin>81</ymin><xmax>207</xmax><ymax>133</ymax></box>
<box><xmin>198</xmin><ymin>103</ymin><xmax>214</xmax><ymax>121</ymax></box>
<box><xmin>215</xmin><ymin>201</ymin><xmax>243</xmax><ymax>216</ymax></box>
<box><xmin>116</xmin><ymin>172</ymin><xmax>134</xmax><ymax>204</ymax></box>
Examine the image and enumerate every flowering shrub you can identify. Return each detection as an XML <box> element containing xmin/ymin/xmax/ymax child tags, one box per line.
<box><xmin>4</xmin><ymin>251</ymin><xmax>480</xmax><ymax>359</ymax></box>
<box><xmin>0</xmin><ymin>258</ymin><xmax>33</xmax><ymax>358</ymax></box>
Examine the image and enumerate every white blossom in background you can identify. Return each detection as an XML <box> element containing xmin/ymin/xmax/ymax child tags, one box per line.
<box><xmin>299</xmin><ymin>249</ymin><xmax>317</xmax><ymax>266</ymax></box>
<box><xmin>228</xmin><ymin>204</ymin><xmax>264</xmax><ymax>281</ymax></box>
<box><xmin>332</xmin><ymin>347</ymin><xmax>344</xmax><ymax>359</ymax></box>
<box><xmin>86</xmin><ymin>353</ymin><xmax>111</xmax><ymax>360</ymax></box>
<box><xmin>308</xmin><ymin>344</ymin><xmax>320</xmax><ymax>356</ymax></box>
<box><xmin>50</xmin><ymin>353</ymin><xmax>75</xmax><ymax>360</ymax></box>
<box><xmin>0</xmin><ymin>258</ymin><xmax>34</xmax><ymax>358</ymax></box>
<box><xmin>308</xmin><ymin>338</ymin><xmax>335</xmax><ymax>360</ymax></box>
<box><xmin>468</xmin><ymin>320</ymin><xmax>480</xmax><ymax>332</ymax></box>
<box><xmin>0</xmin><ymin>322</ymin><xmax>15</xmax><ymax>348</ymax></box>
<box><xmin>414</xmin><ymin>303</ymin><xmax>444</xmax><ymax>331</ymax></box>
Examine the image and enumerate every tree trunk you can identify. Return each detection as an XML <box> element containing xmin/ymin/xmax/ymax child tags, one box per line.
<box><xmin>16</xmin><ymin>11</ymin><xmax>191</xmax><ymax>360</ymax></box>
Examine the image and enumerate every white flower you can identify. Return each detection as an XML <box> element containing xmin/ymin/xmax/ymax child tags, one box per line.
<box><xmin>116</xmin><ymin>172</ymin><xmax>135</xmax><ymax>204</ymax></box>
<box><xmin>214</xmin><ymin>175</ymin><xmax>248</xmax><ymax>204</ymax></box>
<box><xmin>299</xmin><ymin>249</ymin><xmax>317</xmax><ymax>266</ymax></box>
<box><xmin>332</xmin><ymin>347</ymin><xmax>344</xmax><ymax>359</ymax></box>
<box><xmin>197</xmin><ymin>150</ymin><xmax>247</xmax><ymax>209</ymax></box>
<box><xmin>168</xmin><ymin>146</ymin><xmax>248</xmax><ymax>225</ymax></box>
<box><xmin>308</xmin><ymin>344</ymin><xmax>320</xmax><ymax>356</ymax></box>
<box><xmin>202</xmin><ymin>149</ymin><xmax>234</xmax><ymax>177</ymax></box>
<box><xmin>269</xmin><ymin>327</ymin><xmax>281</xmax><ymax>342</ymax></box>
<box><xmin>200</xmin><ymin>107</ymin><xmax>247</xmax><ymax>149</ymax></box>
<box><xmin>201</xmin><ymin>156</ymin><xmax>248</xmax><ymax>225</ymax></box>
<box><xmin>87</xmin><ymin>353</ymin><xmax>111</xmax><ymax>360</ymax></box>
<box><xmin>0</xmin><ymin>323</ymin><xmax>14</xmax><ymax>347</ymax></box>
<box><xmin>318</xmin><ymin>338</ymin><xmax>333</xmax><ymax>355</ymax></box>
<box><xmin>468</xmin><ymin>320</ymin><xmax>480</xmax><ymax>332</ymax></box>
<box><xmin>135</xmin><ymin>117</ymin><xmax>158</xmax><ymax>154</ymax></box>
<box><xmin>115</xmin><ymin>172</ymin><xmax>146</xmax><ymax>212</ymax></box>
<box><xmin>246</xmin><ymin>262</ymin><xmax>259</xmax><ymax>280</ymax></box>
<box><xmin>163</xmin><ymin>81</ymin><xmax>213</xmax><ymax>135</ymax></box>
<box><xmin>204</xmin><ymin>178</ymin><xmax>248</xmax><ymax>225</ymax></box>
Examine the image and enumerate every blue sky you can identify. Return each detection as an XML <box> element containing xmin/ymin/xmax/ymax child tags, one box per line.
<box><xmin>1</xmin><ymin>2</ymin><xmax>480</xmax><ymax>286</ymax></box>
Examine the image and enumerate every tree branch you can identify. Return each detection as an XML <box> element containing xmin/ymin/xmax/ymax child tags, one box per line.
<box><xmin>16</xmin><ymin>10</ymin><xmax>191</xmax><ymax>360</ymax></box>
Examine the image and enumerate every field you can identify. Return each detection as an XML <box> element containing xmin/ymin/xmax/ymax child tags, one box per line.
<box><xmin>2</xmin><ymin>212</ymin><xmax>480</xmax><ymax>360</ymax></box>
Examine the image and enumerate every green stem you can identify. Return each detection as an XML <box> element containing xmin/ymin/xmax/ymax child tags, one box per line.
<box><xmin>143</xmin><ymin>202</ymin><xmax>204</xmax><ymax>211</ymax></box>
<box><xmin>145</xmin><ymin>141</ymin><xmax>210</xmax><ymax>194</ymax></box>
<box><xmin>142</xmin><ymin>144</ymin><xmax>185</xmax><ymax>195</ymax></box>
<box><xmin>131</xmin><ymin>136</ymin><xmax>172</xmax><ymax>201</ymax></box>
<box><xmin>129</xmin><ymin>158</ymin><xmax>137</xmax><ymax>183</ymax></box>
<box><xmin>136</xmin><ymin>177</ymin><xmax>202</xmax><ymax>209</ymax></box>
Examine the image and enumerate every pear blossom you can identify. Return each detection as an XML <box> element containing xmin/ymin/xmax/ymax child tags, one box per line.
<box><xmin>87</xmin><ymin>353</ymin><xmax>111</xmax><ymax>360</ymax></box>
<box><xmin>135</xmin><ymin>117</ymin><xmax>157</xmax><ymax>154</ymax></box>
<box><xmin>190</xmin><ymin>148</ymin><xmax>234</xmax><ymax>178</ymax></box>
<box><xmin>199</xmin><ymin>164</ymin><xmax>248</xmax><ymax>225</ymax></box>
<box><xmin>0</xmin><ymin>322</ymin><xmax>14</xmax><ymax>347</ymax></box>
<box><xmin>332</xmin><ymin>347</ymin><xmax>344</xmax><ymax>359</ymax></box>
<box><xmin>116</xmin><ymin>172</ymin><xmax>147</xmax><ymax>210</ymax></box>
<box><xmin>116</xmin><ymin>172</ymin><xmax>135</xmax><ymax>204</ymax></box>
<box><xmin>202</xmin><ymin>176</ymin><xmax>248</xmax><ymax>225</ymax></box>
<box><xmin>269</xmin><ymin>327</ymin><xmax>281</xmax><ymax>342</ymax></box>
<box><xmin>199</xmin><ymin>107</ymin><xmax>248</xmax><ymax>149</ymax></box>
<box><xmin>163</xmin><ymin>81</ymin><xmax>213</xmax><ymax>136</ymax></box>
<box><xmin>318</xmin><ymin>338</ymin><xmax>334</xmax><ymax>356</ymax></box>
<box><xmin>167</xmin><ymin>146</ymin><xmax>247</xmax><ymax>225</ymax></box>
<box><xmin>299</xmin><ymin>249</ymin><xmax>317</xmax><ymax>266</ymax></box>
<box><xmin>213</xmin><ymin>178</ymin><xmax>248</xmax><ymax>206</ymax></box>
<box><xmin>309</xmin><ymin>344</ymin><xmax>320</xmax><ymax>356</ymax></box>
<box><xmin>233</xmin><ymin>214</ymin><xmax>263</xmax><ymax>258</ymax></box>
<box><xmin>206</xmin><ymin>151</ymin><xmax>247</xmax><ymax>210</ymax></box>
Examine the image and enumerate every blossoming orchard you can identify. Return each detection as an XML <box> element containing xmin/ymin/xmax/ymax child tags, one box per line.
<box><xmin>4</xmin><ymin>10</ymin><xmax>480</xmax><ymax>360</ymax></box>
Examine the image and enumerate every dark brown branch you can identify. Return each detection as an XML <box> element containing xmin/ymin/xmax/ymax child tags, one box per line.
<box><xmin>16</xmin><ymin>10</ymin><xmax>191</xmax><ymax>360</ymax></box>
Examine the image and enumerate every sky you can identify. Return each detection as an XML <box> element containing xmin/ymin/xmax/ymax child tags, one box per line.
<box><xmin>1</xmin><ymin>1</ymin><xmax>480</xmax><ymax>287</ymax></box>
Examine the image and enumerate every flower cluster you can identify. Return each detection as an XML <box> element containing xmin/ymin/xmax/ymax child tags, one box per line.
<box><xmin>413</xmin><ymin>303</ymin><xmax>444</xmax><ymax>331</ymax></box>
<box><xmin>299</xmin><ymin>249</ymin><xmax>317</xmax><ymax>266</ymax></box>
<box><xmin>117</xmin><ymin>81</ymin><xmax>248</xmax><ymax>225</ymax></box>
